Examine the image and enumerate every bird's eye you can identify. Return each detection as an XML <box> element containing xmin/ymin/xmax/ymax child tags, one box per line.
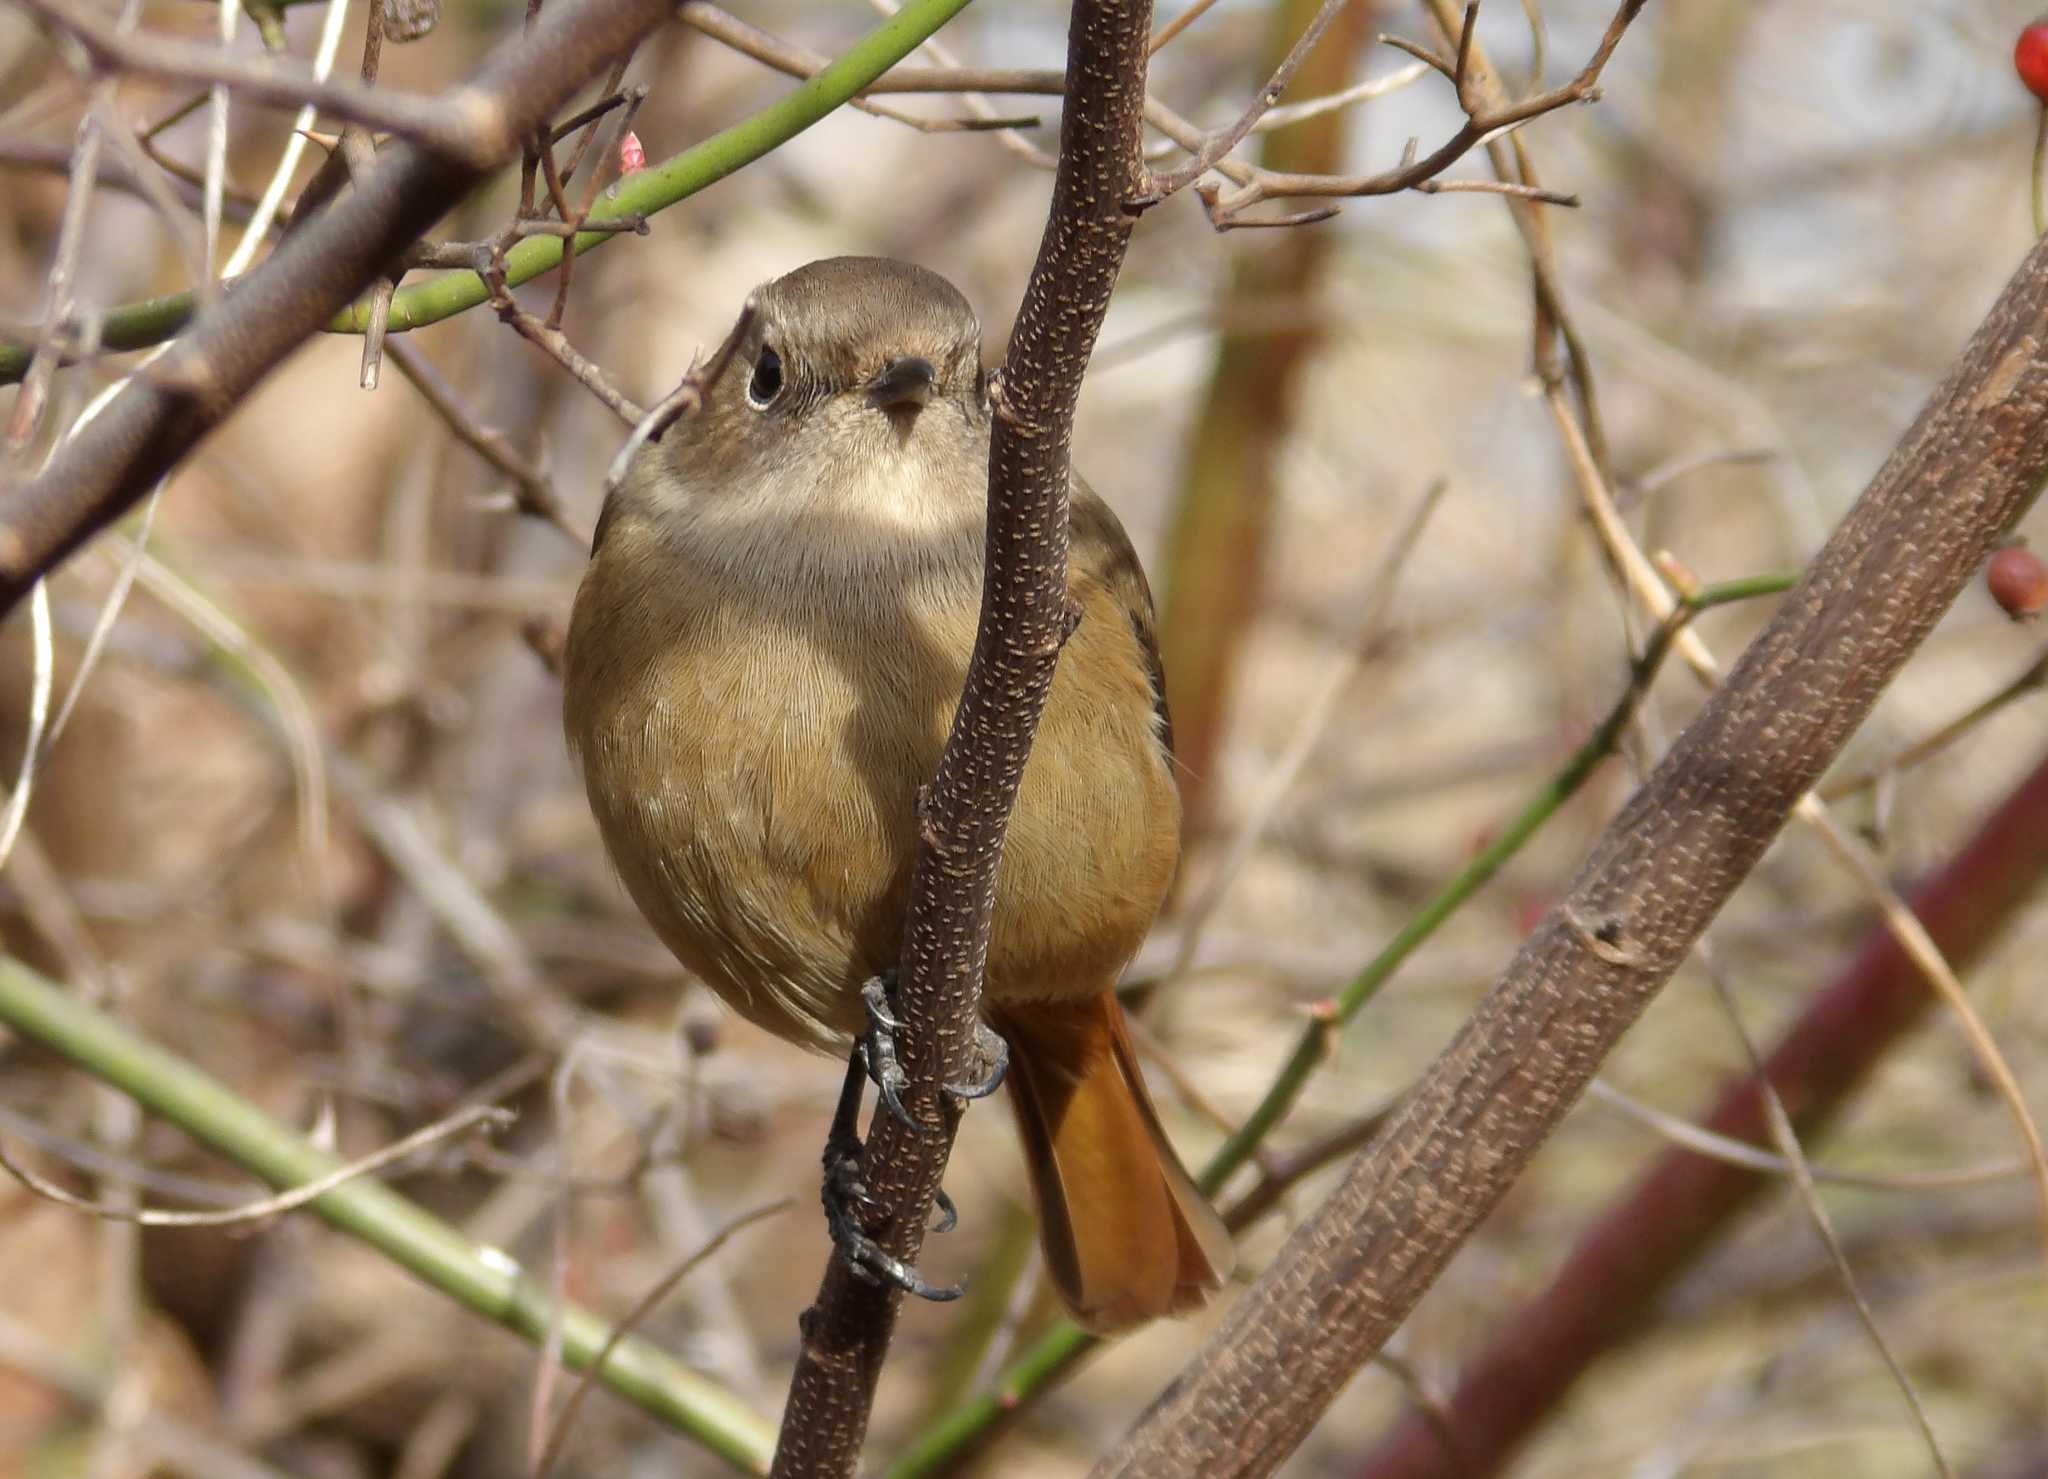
<box><xmin>747</xmin><ymin>347</ymin><xmax>784</xmax><ymax>408</ymax></box>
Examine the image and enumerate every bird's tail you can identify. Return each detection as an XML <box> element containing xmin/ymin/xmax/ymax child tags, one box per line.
<box><xmin>992</xmin><ymin>993</ymin><xmax>1234</xmax><ymax>1334</ymax></box>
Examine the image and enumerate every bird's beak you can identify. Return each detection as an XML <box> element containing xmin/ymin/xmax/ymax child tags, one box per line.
<box><xmin>866</xmin><ymin>355</ymin><xmax>937</xmax><ymax>410</ymax></box>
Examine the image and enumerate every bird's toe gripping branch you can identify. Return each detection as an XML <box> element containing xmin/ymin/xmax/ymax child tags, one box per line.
<box><xmin>815</xmin><ymin>973</ymin><xmax>1015</xmax><ymax>1301</ymax></box>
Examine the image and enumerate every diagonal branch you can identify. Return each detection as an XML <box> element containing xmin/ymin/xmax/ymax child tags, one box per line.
<box><xmin>765</xmin><ymin>1</ymin><xmax>1157</xmax><ymax>1475</ymax></box>
<box><xmin>1353</xmin><ymin>744</ymin><xmax>2048</xmax><ymax>1478</ymax></box>
<box><xmin>0</xmin><ymin>0</ymin><xmax>673</xmax><ymax>619</ymax></box>
<box><xmin>1093</xmin><ymin>229</ymin><xmax>2048</xmax><ymax>1478</ymax></box>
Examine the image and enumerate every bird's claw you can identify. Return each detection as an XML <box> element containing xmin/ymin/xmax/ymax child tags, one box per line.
<box><xmin>859</xmin><ymin>974</ymin><xmax>1012</xmax><ymax>1124</ymax></box>
<box><xmin>948</xmin><ymin>1020</ymin><xmax>1010</xmax><ymax>1101</ymax></box>
<box><xmin>859</xmin><ymin>975</ymin><xmax>922</xmax><ymax>1135</ymax></box>
<box><xmin>820</xmin><ymin>1140</ymin><xmax>964</xmax><ymax>1302</ymax></box>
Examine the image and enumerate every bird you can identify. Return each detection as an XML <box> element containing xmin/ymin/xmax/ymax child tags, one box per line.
<box><xmin>561</xmin><ymin>256</ymin><xmax>1232</xmax><ymax>1333</ymax></box>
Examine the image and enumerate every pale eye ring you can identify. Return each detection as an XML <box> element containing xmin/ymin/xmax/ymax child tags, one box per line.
<box><xmin>747</xmin><ymin>347</ymin><xmax>784</xmax><ymax>408</ymax></box>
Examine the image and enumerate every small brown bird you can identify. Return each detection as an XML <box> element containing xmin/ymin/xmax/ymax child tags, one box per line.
<box><xmin>562</xmin><ymin>257</ymin><xmax>1231</xmax><ymax>1332</ymax></box>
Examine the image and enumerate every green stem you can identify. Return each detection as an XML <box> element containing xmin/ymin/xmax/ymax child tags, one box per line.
<box><xmin>0</xmin><ymin>956</ymin><xmax>776</xmax><ymax>1476</ymax></box>
<box><xmin>0</xmin><ymin>0</ymin><xmax>979</xmax><ymax>382</ymax></box>
<box><xmin>885</xmin><ymin>569</ymin><xmax>1798</xmax><ymax>1479</ymax></box>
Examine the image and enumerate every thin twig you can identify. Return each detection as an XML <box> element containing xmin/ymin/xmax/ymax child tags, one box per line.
<box><xmin>1818</xmin><ymin>646</ymin><xmax>2048</xmax><ymax>802</ymax></box>
<box><xmin>0</xmin><ymin>1106</ymin><xmax>512</xmax><ymax>1227</ymax></box>
<box><xmin>1182</xmin><ymin>0</ymin><xmax>1648</xmax><ymax>225</ymax></box>
<box><xmin>534</xmin><ymin>1198</ymin><xmax>793</xmax><ymax>1479</ymax></box>
<box><xmin>600</xmin><ymin>307</ymin><xmax>754</xmax><ymax>499</ymax></box>
<box><xmin>5</xmin><ymin>0</ymin><xmax>142</xmax><ymax>460</ymax></box>
<box><xmin>1695</xmin><ymin>941</ymin><xmax>1956</xmax><ymax>1478</ymax></box>
<box><xmin>386</xmin><ymin>337</ymin><xmax>584</xmax><ymax>544</ymax></box>
<box><xmin>1584</xmin><ymin>1078</ymin><xmax>2026</xmax><ymax>1192</ymax></box>
<box><xmin>14</xmin><ymin>0</ymin><xmax>511</xmax><ymax>166</ymax></box>
<box><xmin>481</xmin><ymin>243</ymin><xmax>643</xmax><ymax>425</ymax></box>
<box><xmin>679</xmin><ymin>3</ymin><xmax>1043</xmax><ymax>138</ymax></box>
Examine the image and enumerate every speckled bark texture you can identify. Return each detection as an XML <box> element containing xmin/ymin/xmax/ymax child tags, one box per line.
<box><xmin>1093</xmin><ymin>234</ymin><xmax>2048</xmax><ymax>1479</ymax></box>
<box><xmin>766</xmin><ymin>2</ymin><xmax>1155</xmax><ymax>1474</ymax></box>
<box><xmin>0</xmin><ymin>0</ymin><xmax>666</xmax><ymax>617</ymax></box>
<box><xmin>1354</xmin><ymin>748</ymin><xmax>2048</xmax><ymax>1476</ymax></box>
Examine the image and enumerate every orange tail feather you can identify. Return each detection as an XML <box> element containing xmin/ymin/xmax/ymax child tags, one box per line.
<box><xmin>993</xmin><ymin>995</ymin><xmax>1233</xmax><ymax>1334</ymax></box>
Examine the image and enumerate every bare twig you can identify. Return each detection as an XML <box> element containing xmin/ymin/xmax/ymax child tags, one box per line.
<box><xmin>345</xmin><ymin>0</ymin><xmax>396</xmax><ymax>388</ymax></box>
<box><xmin>1147</xmin><ymin>0</ymin><xmax>1225</xmax><ymax>53</ymax></box>
<box><xmin>1584</xmin><ymin>1080</ymin><xmax>2027</xmax><ymax>1192</ymax></box>
<box><xmin>481</xmin><ymin>243</ymin><xmax>643</xmax><ymax>425</ymax></box>
<box><xmin>1141</xmin><ymin>0</ymin><xmax>1355</xmax><ymax>199</ymax></box>
<box><xmin>1222</xmin><ymin>1101</ymin><xmax>1396</xmax><ymax>1233</ymax></box>
<box><xmin>386</xmin><ymin>338</ymin><xmax>584</xmax><ymax>544</ymax></box>
<box><xmin>600</xmin><ymin>307</ymin><xmax>754</xmax><ymax>500</ymax></box>
<box><xmin>14</xmin><ymin>0</ymin><xmax>515</xmax><ymax>167</ymax></box>
<box><xmin>861</xmin><ymin>0</ymin><xmax>1057</xmax><ymax>167</ymax></box>
<box><xmin>4</xmin><ymin>0</ymin><xmax>141</xmax><ymax>461</ymax></box>
<box><xmin>533</xmin><ymin>1198</ymin><xmax>793</xmax><ymax>1479</ymax></box>
<box><xmin>1181</xmin><ymin>0</ymin><xmax>1648</xmax><ymax>225</ymax></box>
<box><xmin>1696</xmin><ymin>943</ymin><xmax>1956</xmax><ymax>1477</ymax></box>
<box><xmin>0</xmin><ymin>1106</ymin><xmax>512</xmax><ymax>1227</ymax></box>
<box><xmin>1819</xmin><ymin>646</ymin><xmax>2048</xmax><ymax>802</ymax></box>
<box><xmin>679</xmin><ymin>4</ymin><xmax>1043</xmax><ymax>138</ymax></box>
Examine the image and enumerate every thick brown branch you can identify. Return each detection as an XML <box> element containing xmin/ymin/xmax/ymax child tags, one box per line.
<box><xmin>1093</xmin><ymin>230</ymin><xmax>2048</xmax><ymax>1477</ymax></box>
<box><xmin>1356</xmin><ymin>743</ymin><xmax>2048</xmax><ymax>1477</ymax></box>
<box><xmin>0</xmin><ymin>0</ymin><xmax>672</xmax><ymax>617</ymax></box>
<box><xmin>764</xmin><ymin>1</ymin><xmax>1157</xmax><ymax>1475</ymax></box>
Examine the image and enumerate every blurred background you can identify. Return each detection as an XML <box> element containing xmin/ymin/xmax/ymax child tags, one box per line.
<box><xmin>4</xmin><ymin>0</ymin><xmax>2048</xmax><ymax>1474</ymax></box>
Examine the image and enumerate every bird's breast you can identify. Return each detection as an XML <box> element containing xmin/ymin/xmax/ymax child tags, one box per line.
<box><xmin>565</xmin><ymin>507</ymin><xmax>1179</xmax><ymax>1051</ymax></box>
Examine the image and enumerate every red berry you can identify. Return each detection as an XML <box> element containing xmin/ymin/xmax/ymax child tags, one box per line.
<box><xmin>1988</xmin><ymin>545</ymin><xmax>2048</xmax><ymax>619</ymax></box>
<box><xmin>2018</xmin><ymin>21</ymin><xmax>2048</xmax><ymax>103</ymax></box>
<box><xmin>618</xmin><ymin>131</ymin><xmax>646</xmax><ymax>174</ymax></box>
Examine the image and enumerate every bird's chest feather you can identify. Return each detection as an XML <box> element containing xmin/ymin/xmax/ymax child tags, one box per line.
<box><xmin>569</xmin><ymin>568</ymin><xmax>975</xmax><ymax>1040</ymax></box>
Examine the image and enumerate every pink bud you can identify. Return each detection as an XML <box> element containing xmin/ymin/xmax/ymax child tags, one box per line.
<box><xmin>619</xmin><ymin>131</ymin><xmax>646</xmax><ymax>174</ymax></box>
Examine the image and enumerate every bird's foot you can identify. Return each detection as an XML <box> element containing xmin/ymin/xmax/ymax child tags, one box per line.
<box><xmin>820</xmin><ymin>1094</ymin><xmax>964</xmax><ymax>1302</ymax></box>
<box><xmin>858</xmin><ymin>974</ymin><xmax>919</xmax><ymax>1134</ymax></box>
<box><xmin>858</xmin><ymin>974</ymin><xmax>1013</xmax><ymax>1133</ymax></box>
<box><xmin>951</xmin><ymin>1020</ymin><xmax>1010</xmax><ymax>1101</ymax></box>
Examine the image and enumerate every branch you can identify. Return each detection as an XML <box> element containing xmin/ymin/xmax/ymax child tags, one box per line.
<box><xmin>1356</xmin><ymin>743</ymin><xmax>2048</xmax><ymax>1478</ymax></box>
<box><xmin>0</xmin><ymin>0</ymin><xmax>671</xmax><ymax>618</ymax></box>
<box><xmin>1093</xmin><ymin>229</ymin><xmax>2048</xmax><ymax>1477</ymax></box>
<box><xmin>765</xmin><ymin>0</ymin><xmax>1156</xmax><ymax>1474</ymax></box>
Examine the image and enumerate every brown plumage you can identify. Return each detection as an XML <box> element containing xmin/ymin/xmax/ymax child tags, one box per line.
<box><xmin>562</xmin><ymin>256</ymin><xmax>1231</xmax><ymax>1332</ymax></box>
